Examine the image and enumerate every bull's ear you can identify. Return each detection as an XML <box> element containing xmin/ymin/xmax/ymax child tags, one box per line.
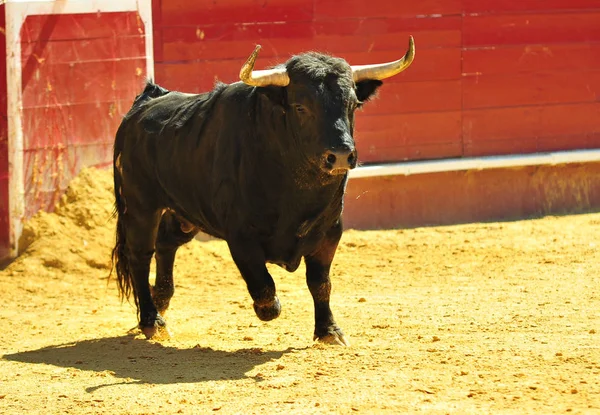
<box><xmin>258</xmin><ymin>86</ymin><xmax>287</xmax><ymax>118</ymax></box>
<box><xmin>260</xmin><ymin>85</ymin><xmax>285</xmax><ymax>104</ymax></box>
<box><xmin>356</xmin><ymin>79</ymin><xmax>383</xmax><ymax>104</ymax></box>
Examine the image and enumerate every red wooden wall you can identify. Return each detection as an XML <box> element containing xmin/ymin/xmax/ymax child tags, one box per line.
<box><xmin>462</xmin><ymin>1</ymin><xmax>600</xmax><ymax>156</ymax></box>
<box><xmin>1</xmin><ymin>1</ymin><xmax>599</xmax><ymax>261</ymax></box>
<box><xmin>19</xmin><ymin>12</ymin><xmax>147</xmax><ymax>219</ymax></box>
<box><xmin>151</xmin><ymin>0</ymin><xmax>600</xmax><ymax>164</ymax></box>
<box><xmin>0</xmin><ymin>9</ymin><xmax>149</xmax><ymax>262</ymax></box>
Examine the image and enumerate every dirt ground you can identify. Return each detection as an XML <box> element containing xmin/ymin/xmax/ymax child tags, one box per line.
<box><xmin>0</xmin><ymin>167</ymin><xmax>599</xmax><ymax>415</ymax></box>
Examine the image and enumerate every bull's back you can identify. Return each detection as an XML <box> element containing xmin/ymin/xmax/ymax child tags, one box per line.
<box><xmin>115</xmin><ymin>82</ymin><xmax>231</xmax><ymax>234</ymax></box>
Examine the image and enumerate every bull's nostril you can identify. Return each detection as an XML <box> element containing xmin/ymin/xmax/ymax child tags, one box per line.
<box><xmin>347</xmin><ymin>152</ymin><xmax>356</xmax><ymax>166</ymax></box>
<box><xmin>326</xmin><ymin>153</ymin><xmax>337</xmax><ymax>164</ymax></box>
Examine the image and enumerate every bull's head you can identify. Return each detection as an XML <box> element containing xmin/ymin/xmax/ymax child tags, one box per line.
<box><xmin>239</xmin><ymin>37</ymin><xmax>415</xmax><ymax>176</ymax></box>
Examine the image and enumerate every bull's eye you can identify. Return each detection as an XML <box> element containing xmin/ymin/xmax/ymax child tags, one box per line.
<box><xmin>293</xmin><ymin>104</ymin><xmax>308</xmax><ymax>115</ymax></box>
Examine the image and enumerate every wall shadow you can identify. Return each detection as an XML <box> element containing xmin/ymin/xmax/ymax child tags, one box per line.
<box><xmin>3</xmin><ymin>334</ymin><xmax>298</xmax><ymax>392</ymax></box>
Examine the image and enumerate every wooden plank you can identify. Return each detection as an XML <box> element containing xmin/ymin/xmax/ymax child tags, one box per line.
<box><xmin>0</xmin><ymin>140</ymin><xmax>7</xmax><ymax>180</ymax></box>
<box><xmin>22</xmin><ymin>189</ymin><xmax>59</xmax><ymax>219</ymax></box>
<box><xmin>463</xmin><ymin>0</ymin><xmax>600</xmax><ymax>15</ymax></box>
<box><xmin>314</xmin><ymin>29</ymin><xmax>460</xmax><ymax>54</ymax></box>
<box><xmin>355</xmin><ymin>111</ymin><xmax>462</xmax><ymax>146</ymax></box>
<box><xmin>0</xmin><ymin>137</ymin><xmax>6</xmax><ymax>173</ymax></box>
<box><xmin>23</xmin><ymin>143</ymin><xmax>112</xmax><ymax>218</ymax></box>
<box><xmin>161</xmin><ymin>21</ymin><xmax>313</xmax><ymax>44</ymax></box>
<box><xmin>361</xmin><ymin>80</ymin><xmax>462</xmax><ymax>114</ymax></box>
<box><xmin>21</xmin><ymin>36</ymin><xmax>146</xmax><ymax>64</ymax></box>
<box><xmin>20</xmin><ymin>13</ymin><xmax>144</xmax><ymax>43</ymax></box>
<box><xmin>160</xmin><ymin>0</ymin><xmax>313</xmax><ymax>25</ymax></box>
<box><xmin>23</xmin><ymin>148</ymin><xmax>67</xmax><ymax>212</ymax></box>
<box><xmin>155</xmin><ymin>62</ymin><xmax>243</xmax><ymax>92</ymax></box>
<box><xmin>463</xmin><ymin>70</ymin><xmax>600</xmax><ymax>109</ymax></box>
<box><xmin>463</xmin><ymin>138</ymin><xmax>540</xmax><ymax>156</ymax></box>
<box><xmin>22</xmin><ymin>101</ymin><xmax>133</xmax><ymax>150</ymax></box>
<box><xmin>356</xmin><ymin>141</ymin><xmax>463</xmax><ymax>163</ymax></box>
<box><xmin>160</xmin><ymin>21</ymin><xmax>314</xmax><ymax>62</ymax></box>
<box><xmin>162</xmin><ymin>37</ymin><xmax>315</xmax><ymax>63</ymax></box>
<box><xmin>463</xmin><ymin>103</ymin><xmax>600</xmax><ymax>147</ymax></box>
<box><xmin>463</xmin><ymin>12</ymin><xmax>600</xmax><ymax>47</ymax></box>
<box><xmin>315</xmin><ymin>0</ymin><xmax>461</xmax><ymax>19</ymax></box>
<box><xmin>462</xmin><ymin>43</ymin><xmax>600</xmax><ymax>75</ymax></box>
<box><xmin>538</xmin><ymin>132</ymin><xmax>600</xmax><ymax>151</ymax></box>
<box><xmin>22</xmin><ymin>58</ymin><xmax>146</xmax><ymax>108</ymax></box>
<box><xmin>315</xmin><ymin>15</ymin><xmax>461</xmax><ymax>37</ymax></box>
<box><xmin>22</xmin><ymin>106</ymin><xmax>70</xmax><ymax>149</ymax></box>
<box><xmin>152</xmin><ymin>0</ymin><xmax>164</xmax><ymax>62</ymax></box>
<box><xmin>463</xmin><ymin>133</ymin><xmax>600</xmax><ymax>156</ymax></box>
<box><xmin>468</xmin><ymin>132</ymin><xmax>600</xmax><ymax>156</ymax></box>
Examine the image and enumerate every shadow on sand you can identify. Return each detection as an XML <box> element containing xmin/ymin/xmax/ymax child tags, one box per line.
<box><xmin>3</xmin><ymin>334</ymin><xmax>299</xmax><ymax>392</ymax></box>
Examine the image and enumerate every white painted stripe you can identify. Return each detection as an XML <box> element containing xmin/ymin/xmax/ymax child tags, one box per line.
<box><xmin>138</xmin><ymin>0</ymin><xmax>155</xmax><ymax>80</ymax></box>
<box><xmin>6</xmin><ymin>0</ymin><xmax>26</xmax><ymax>258</ymax></box>
<box><xmin>349</xmin><ymin>149</ymin><xmax>600</xmax><ymax>179</ymax></box>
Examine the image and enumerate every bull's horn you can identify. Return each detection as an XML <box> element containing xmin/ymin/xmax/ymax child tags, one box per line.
<box><xmin>351</xmin><ymin>35</ymin><xmax>415</xmax><ymax>82</ymax></box>
<box><xmin>239</xmin><ymin>45</ymin><xmax>290</xmax><ymax>87</ymax></box>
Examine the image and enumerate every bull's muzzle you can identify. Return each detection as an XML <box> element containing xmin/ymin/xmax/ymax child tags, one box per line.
<box><xmin>322</xmin><ymin>146</ymin><xmax>358</xmax><ymax>175</ymax></box>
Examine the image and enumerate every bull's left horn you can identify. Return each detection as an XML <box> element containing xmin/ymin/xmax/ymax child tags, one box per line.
<box><xmin>351</xmin><ymin>35</ymin><xmax>415</xmax><ymax>82</ymax></box>
<box><xmin>239</xmin><ymin>45</ymin><xmax>290</xmax><ymax>87</ymax></box>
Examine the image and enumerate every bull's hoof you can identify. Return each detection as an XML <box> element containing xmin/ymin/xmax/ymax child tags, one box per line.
<box><xmin>314</xmin><ymin>327</ymin><xmax>349</xmax><ymax>347</ymax></box>
<box><xmin>139</xmin><ymin>314</ymin><xmax>167</xmax><ymax>340</ymax></box>
<box><xmin>253</xmin><ymin>296</ymin><xmax>281</xmax><ymax>321</ymax></box>
<box><xmin>140</xmin><ymin>325</ymin><xmax>159</xmax><ymax>339</ymax></box>
<box><xmin>142</xmin><ymin>325</ymin><xmax>171</xmax><ymax>340</ymax></box>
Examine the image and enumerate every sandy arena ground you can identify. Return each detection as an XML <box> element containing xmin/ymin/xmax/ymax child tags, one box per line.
<box><xmin>0</xmin><ymin>168</ymin><xmax>599</xmax><ymax>414</ymax></box>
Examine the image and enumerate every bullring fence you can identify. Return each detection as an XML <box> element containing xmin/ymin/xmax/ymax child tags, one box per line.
<box><xmin>1</xmin><ymin>0</ymin><xmax>599</xmax><ymax>261</ymax></box>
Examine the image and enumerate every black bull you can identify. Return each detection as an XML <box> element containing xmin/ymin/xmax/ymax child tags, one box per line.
<box><xmin>111</xmin><ymin>38</ymin><xmax>415</xmax><ymax>345</ymax></box>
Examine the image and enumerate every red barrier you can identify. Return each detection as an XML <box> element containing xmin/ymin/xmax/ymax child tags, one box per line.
<box><xmin>0</xmin><ymin>1</ymin><xmax>153</xmax><ymax>261</ymax></box>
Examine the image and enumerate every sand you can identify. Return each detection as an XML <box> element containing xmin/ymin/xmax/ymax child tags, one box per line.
<box><xmin>0</xmin><ymin>167</ymin><xmax>598</xmax><ymax>414</ymax></box>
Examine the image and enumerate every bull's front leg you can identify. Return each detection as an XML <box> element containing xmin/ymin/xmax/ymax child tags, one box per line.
<box><xmin>227</xmin><ymin>235</ymin><xmax>281</xmax><ymax>321</ymax></box>
<box><xmin>304</xmin><ymin>221</ymin><xmax>348</xmax><ymax>346</ymax></box>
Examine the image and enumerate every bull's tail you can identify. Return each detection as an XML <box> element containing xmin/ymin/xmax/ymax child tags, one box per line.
<box><xmin>111</xmin><ymin>123</ymin><xmax>135</xmax><ymax>306</ymax></box>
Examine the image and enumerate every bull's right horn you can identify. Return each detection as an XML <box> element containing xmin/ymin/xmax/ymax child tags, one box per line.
<box><xmin>239</xmin><ymin>45</ymin><xmax>290</xmax><ymax>87</ymax></box>
<box><xmin>351</xmin><ymin>35</ymin><xmax>415</xmax><ymax>82</ymax></box>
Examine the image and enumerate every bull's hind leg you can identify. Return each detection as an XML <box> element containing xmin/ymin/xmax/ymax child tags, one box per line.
<box><xmin>124</xmin><ymin>208</ymin><xmax>163</xmax><ymax>339</ymax></box>
<box><xmin>304</xmin><ymin>221</ymin><xmax>348</xmax><ymax>346</ymax></box>
<box><xmin>153</xmin><ymin>211</ymin><xmax>199</xmax><ymax>315</ymax></box>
